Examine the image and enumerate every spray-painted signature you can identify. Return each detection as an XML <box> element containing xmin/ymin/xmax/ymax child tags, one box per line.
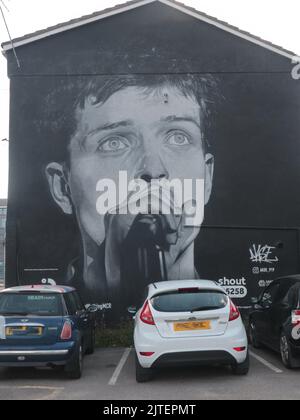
<box><xmin>249</xmin><ymin>244</ymin><xmax>279</xmax><ymax>264</ymax></box>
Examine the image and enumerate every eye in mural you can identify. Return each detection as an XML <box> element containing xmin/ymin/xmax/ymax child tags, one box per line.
<box><xmin>44</xmin><ymin>75</ymin><xmax>217</xmax><ymax>319</ymax></box>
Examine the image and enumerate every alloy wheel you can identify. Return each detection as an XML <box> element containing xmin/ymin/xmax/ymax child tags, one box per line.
<box><xmin>280</xmin><ymin>334</ymin><xmax>290</xmax><ymax>366</ymax></box>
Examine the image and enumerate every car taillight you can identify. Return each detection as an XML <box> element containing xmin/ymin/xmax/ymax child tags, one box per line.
<box><xmin>292</xmin><ymin>310</ymin><xmax>300</xmax><ymax>325</ymax></box>
<box><xmin>140</xmin><ymin>352</ymin><xmax>155</xmax><ymax>357</ymax></box>
<box><xmin>60</xmin><ymin>321</ymin><xmax>72</xmax><ymax>340</ymax></box>
<box><xmin>140</xmin><ymin>301</ymin><xmax>155</xmax><ymax>325</ymax></box>
<box><xmin>229</xmin><ymin>301</ymin><xmax>240</xmax><ymax>322</ymax></box>
<box><xmin>233</xmin><ymin>347</ymin><xmax>246</xmax><ymax>352</ymax></box>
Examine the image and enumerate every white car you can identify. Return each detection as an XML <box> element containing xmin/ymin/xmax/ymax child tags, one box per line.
<box><xmin>133</xmin><ymin>280</ymin><xmax>249</xmax><ymax>382</ymax></box>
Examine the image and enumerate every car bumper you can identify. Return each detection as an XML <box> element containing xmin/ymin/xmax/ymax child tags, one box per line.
<box><xmin>289</xmin><ymin>341</ymin><xmax>300</xmax><ymax>358</ymax></box>
<box><xmin>152</xmin><ymin>350</ymin><xmax>237</xmax><ymax>368</ymax></box>
<box><xmin>0</xmin><ymin>342</ymin><xmax>76</xmax><ymax>367</ymax></box>
<box><xmin>135</xmin><ymin>319</ymin><xmax>248</xmax><ymax>368</ymax></box>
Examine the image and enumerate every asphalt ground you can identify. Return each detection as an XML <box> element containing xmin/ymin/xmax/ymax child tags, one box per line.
<box><xmin>0</xmin><ymin>345</ymin><xmax>299</xmax><ymax>401</ymax></box>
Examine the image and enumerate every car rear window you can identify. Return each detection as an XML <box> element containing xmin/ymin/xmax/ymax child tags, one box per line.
<box><xmin>284</xmin><ymin>284</ymin><xmax>300</xmax><ymax>308</ymax></box>
<box><xmin>151</xmin><ymin>289</ymin><xmax>228</xmax><ymax>313</ymax></box>
<box><xmin>0</xmin><ymin>293</ymin><xmax>63</xmax><ymax>316</ymax></box>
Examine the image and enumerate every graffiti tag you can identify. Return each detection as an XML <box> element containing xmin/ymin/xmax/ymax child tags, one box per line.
<box><xmin>292</xmin><ymin>56</ymin><xmax>300</xmax><ymax>80</ymax></box>
<box><xmin>249</xmin><ymin>244</ymin><xmax>279</xmax><ymax>264</ymax></box>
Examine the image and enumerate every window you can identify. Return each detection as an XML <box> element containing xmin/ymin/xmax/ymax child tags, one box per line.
<box><xmin>283</xmin><ymin>283</ymin><xmax>300</xmax><ymax>309</ymax></box>
<box><xmin>0</xmin><ymin>207</ymin><xmax>7</xmax><ymax>230</ymax></box>
<box><xmin>72</xmin><ymin>292</ymin><xmax>84</xmax><ymax>312</ymax></box>
<box><xmin>0</xmin><ymin>262</ymin><xmax>4</xmax><ymax>280</ymax></box>
<box><xmin>0</xmin><ymin>293</ymin><xmax>63</xmax><ymax>316</ymax></box>
<box><xmin>261</xmin><ymin>283</ymin><xmax>280</xmax><ymax>307</ymax></box>
<box><xmin>0</xmin><ymin>217</ymin><xmax>6</xmax><ymax>230</ymax></box>
<box><xmin>151</xmin><ymin>289</ymin><xmax>228</xmax><ymax>313</ymax></box>
<box><xmin>64</xmin><ymin>293</ymin><xmax>78</xmax><ymax>315</ymax></box>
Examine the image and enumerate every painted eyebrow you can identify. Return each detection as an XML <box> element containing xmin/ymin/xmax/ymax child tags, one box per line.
<box><xmin>160</xmin><ymin>115</ymin><xmax>201</xmax><ymax>129</ymax></box>
<box><xmin>80</xmin><ymin>120</ymin><xmax>135</xmax><ymax>150</ymax></box>
<box><xmin>87</xmin><ymin>116</ymin><xmax>200</xmax><ymax>137</ymax></box>
<box><xmin>87</xmin><ymin>119</ymin><xmax>135</xmax><ymax>136</ymax></box>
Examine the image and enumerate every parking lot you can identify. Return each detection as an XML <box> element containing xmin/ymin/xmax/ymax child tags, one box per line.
<box><xmin>0</xmin><ymin>345</ymin><xmax>299</xmax><ymax>400</ymax></box>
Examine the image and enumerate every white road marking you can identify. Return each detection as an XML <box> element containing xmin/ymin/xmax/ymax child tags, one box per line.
<box><xmin>250</xmin><ymin>351</ymin><xmax>283</xmax><ymax>374</ymax></box>
<box><xmin>0</xmin><ymin>385</ymin><xmax>64</xmax><ymax>400</ymax></box>
<box><xmin>18</xmin><ymin>386</ymin><xmax>64</xmax><ymax>390</ymax></box>
<box><xmin>108</xmin><ymin>348</ymin><xmax>132</xmax><ymax>386</ymax></box>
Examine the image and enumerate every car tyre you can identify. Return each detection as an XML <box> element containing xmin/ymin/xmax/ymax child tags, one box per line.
<box><xmin>249</xmin><ymin>321</ymin><xmax>262</xmax><ymax>349</ymax></box>
<box><xmin>135</xmin><ymin>353</ymin><xmax>154</xmax><ymax>383</ymax></box>
<box><xmin>86</xmin><ymin>328</ymin><xmax>96</xmax><ymax>355</ymax></box>
<box><xmin>65</xmin><ymin>343</ymin><xmax>83</xmax><ymax>380</ymax></box>
<box><xmin>232</xmin><ymin>352</ymin><xmax>250</xmax><ymax>376</ymax></box>
<box><xmin>280</xmin><ymin>331</ymin><xmax>293</xmax><ymax>369</ymax></box>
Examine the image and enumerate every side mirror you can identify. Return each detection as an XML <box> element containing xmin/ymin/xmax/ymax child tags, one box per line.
<box><xmin>127</xmin><ymin>307</ymin><xmax>137</xmax><ymax>316</ymax></box>
<box><xmin>85</xmin><ymin>304</ymin><xmax>99</xmax><ymax>313</ymax></box>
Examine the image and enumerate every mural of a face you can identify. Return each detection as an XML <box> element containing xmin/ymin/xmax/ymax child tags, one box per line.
<box><xmin>46</xmin><ymin>82</ymin><xmax>214</xmax><ymax>309</ymax></box>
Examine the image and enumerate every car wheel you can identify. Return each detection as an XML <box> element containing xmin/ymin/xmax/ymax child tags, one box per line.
<box><xmin>249</xmin><ymin>321</ymin><xmax>262</xmax><ymax>349</ymax></box>
<box><xmin>280</xmin><ymin>332</ymin><xmax>293</xmax><ymax>369</ymax></box>
<box><xmin>232</xmin><ymin>352</ymin><xmax>250</xmax><ymax>376</ymax></box>
<box><xmin>66</xmin><ymin>343</ymin><xmax>83</xmax><ymax>380</ymax></box>
<box><xmin>86</xmin><ymin>328</ymin><xmax>96</xmax><ymax>355</ymax></box>
<box><xmin>135</xmin><ymin>353</ymin><xmax>154</xmax><ymax>383</ymax></box>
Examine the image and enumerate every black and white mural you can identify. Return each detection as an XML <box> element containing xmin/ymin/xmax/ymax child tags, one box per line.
<box><xmin>43</xmin><ymin>74</ymin><xmax>217</xmax><ymax>318</ymax></box>
<box><xmin>4</xmin><ymin>1</ymin><xmax>300</xmax><ymax>320</ymax></box>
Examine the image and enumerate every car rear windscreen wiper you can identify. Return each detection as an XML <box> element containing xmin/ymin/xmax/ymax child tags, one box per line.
<box><xmin>190</xmin><ymin>306</ymin><xmax>222</xmax><ymax>313</ymax></box>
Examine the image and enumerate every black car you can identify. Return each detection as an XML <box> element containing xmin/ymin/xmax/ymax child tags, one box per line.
<box><xmin>0</xmin><ymin>285</ymin><xmax>98</xmax><ymax>379</ymax></box>
<box><xmin>249</xmin><ymin>275</ymin><xmax>300</xmax><ymax>369</ymax></box>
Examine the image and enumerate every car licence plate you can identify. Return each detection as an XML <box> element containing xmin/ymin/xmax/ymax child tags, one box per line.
<box><xmin>6</xmin><ymin>326</ymin><xmax>43</xmax><ymax>336</ymax></box>
<box><xmin>174</xmin><ymin>321</ymin><xmax>211</xmax><ymax>332</ymax></box>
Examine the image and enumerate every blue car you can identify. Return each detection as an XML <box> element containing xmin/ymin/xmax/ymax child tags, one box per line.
<box><xmin>0</xmin><ymin>285</ymin><xmax>97</xmax><ymax>379</ymax></box>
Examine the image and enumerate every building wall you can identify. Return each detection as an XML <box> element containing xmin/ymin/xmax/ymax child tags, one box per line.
<box><xmin>4</xmin><ymin>2</ymin><xmax>300</xmax><ymax>320</ymax></box>
<box><xmin>0</xmin><ymin>201</ymin><xmax>7</xmax><ymax>282</ymax></box>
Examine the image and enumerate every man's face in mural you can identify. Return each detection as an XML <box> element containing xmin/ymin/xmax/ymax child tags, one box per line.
<box><xmin>46</xmin><ymin>83</ymin><xmax>214</xmax><ymax>301</ymax></box>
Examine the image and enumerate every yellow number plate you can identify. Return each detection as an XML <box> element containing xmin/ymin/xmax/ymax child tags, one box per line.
<box><xmin>174</xmin><ymin>321</ymin><xmax>211</xmax><ymax>332</ymax></box>
<box><xmin>6</xmin><ymin>326</ymin><xmax>43</xmax><ymax>336</ymax></box>
<box><xmin>6</xmin><ymin>326</ymin><xmax>27</xmax><ymax>336</ymax></box>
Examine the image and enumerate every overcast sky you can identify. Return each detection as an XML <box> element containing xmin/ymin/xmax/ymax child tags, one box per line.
<box><xmin>0</xmin><ymin>0</ymin><xmax>300</xmax><ymax>198</ymax></box>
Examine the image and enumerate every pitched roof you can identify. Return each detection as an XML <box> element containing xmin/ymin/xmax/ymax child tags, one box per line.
<box><xmin>1</xmin><ymin>0</ymin><xmax>297</xmax><ymax>60</ymax></box>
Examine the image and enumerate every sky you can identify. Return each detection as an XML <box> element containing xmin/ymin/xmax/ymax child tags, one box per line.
<box><xmin>0</xmin><ymin>0</ymin><xmax>300</xmax><ymax>199</ymax></box>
